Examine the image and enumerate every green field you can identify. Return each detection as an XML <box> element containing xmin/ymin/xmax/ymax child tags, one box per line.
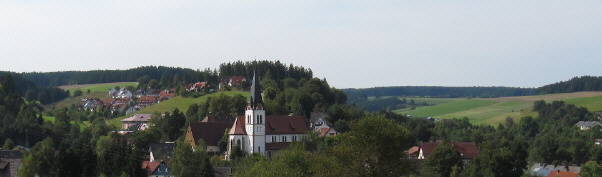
<box><xmin>107</xmin><ymin>91</ymin><xmax>249</xmax><ymax>128</ymax></box>
<box><xmin>60</xmin><ymin>82</ymin><xmax>138</xmax><ymax>96</ymax></box>
<box><xmin>393</xmin><ymin>92</ymin><xmax>602</xmax><ymax>125</ymax></box>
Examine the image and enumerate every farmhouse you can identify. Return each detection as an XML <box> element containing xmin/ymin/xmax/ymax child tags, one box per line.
<box><xmin>226</xmin><ymin>72</ymin><xmax>309</xmax><ymax>159</ymax></box>
<box><xmin>574</xmin><ymin>121</ymin><xmax>602</xmax><ymax>130</ymax></box>
<box><xmin>121</xmin><ymin>114</ymin><xmax>152</xmax><ymax>130</ymax></box>
<box><xmin>412</xmin><ymin>141</ymin><xmax>479</xmax><ymax>164</ymax></box>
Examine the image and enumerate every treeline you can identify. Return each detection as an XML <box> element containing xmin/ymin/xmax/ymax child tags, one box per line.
<box><xmin>20</xmin><ymin>66</ymin><xmax>218</xmax><ymax>87</ymax></box>
<box><xmin>219</xmin><ymin>60</ymin><xmax>313</xmax><ymax>82</ymax></box>
<box><xmin>344</xmin><ymin>86</ymin><xmax>535</xmax><ymax>101</ymax></box>
<box><xmin>0</xmin><ymin>72</ymin><xmax>69</xmax><ymax>104</ymax></box>
<box><xmin>537</xmin><ymin>76</ymin><xmax>602</xmax><ymax>94</ymax></box>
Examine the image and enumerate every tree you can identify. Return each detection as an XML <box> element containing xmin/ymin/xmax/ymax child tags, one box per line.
<box><xmin>171</xmin><ymin>140</ymin><xmax>214</xmax><ymax>177</ymax></box>
<box><xmin>331</xmin><ymin>117</ymin><xmax>414</xmax><ymax>177</ymax></box>
<box><xmin>2</xmin><ymin>138</ymin><xmax>15</xmax><ymax>150</ymax></box>
<box><xmin>73</xmin><ymin>89</ymin><xmax>83</xmax><ymax>97</ymax></box>
<box><xmin>421</xmin><ymin>143</ymin><xmax>462</xmax><ymax>177</ymax></box>
<box><xmin>581</xmin><ymin>161</ymin><xmax>602</xmax><ymax>177</ymax></box>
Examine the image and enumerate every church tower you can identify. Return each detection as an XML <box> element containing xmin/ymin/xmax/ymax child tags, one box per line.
<box><xmin>244</xmin><ymin>71</ymin><xmax>266</xmax><ymax>155</ymax></box>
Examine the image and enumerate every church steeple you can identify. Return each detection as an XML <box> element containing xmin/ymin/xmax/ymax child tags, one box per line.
<box><xmin>249</xmin><ymin>70</ymin><xmax>263</xmax><ymax>110</ymax></box>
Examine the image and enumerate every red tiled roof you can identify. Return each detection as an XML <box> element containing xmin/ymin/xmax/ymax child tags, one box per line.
<box><xmin>546</xmin><ymin>170</ymin><xmax>579</xmax><ymax>177</ymax></box>
<box><xmin>406</xmin><ymin>146</ymin><xmax>420</xmax><ymax>155</ymax></box>
<box><xmin>138</xmin><ymin>96</ymin><xmax>157</xmax><ymax>103</ymax></box>
<box><xmin>189</xmin><ymin>121</ymin><xmax>234</xmax><ymax>146</ymax></box>
<box><xmin>229</xmin><ymin>116</ymin><xmax>246</xmax><ymax>135</ymax></box>
<box><xmin>229</xmin><ymin>76</ymin><xmax>246</xmax><ymax>85</ymax></box>
<box><xmin>420</xmin><ymin>142</ymin><xmax>479</xmax><ymax>159</ymax></box>
<box><xmin>266</xmin><ymin>142</ymin><xmax>291</xmax><ymax>150</ymax></box>
<box><xmin>265</xmin><ymin>115</ymin><xmax>308</xmax><ymax>135</ymax></box>
<box><xmin>319</xmin><ymin>128</ymin><xmax>330</xmax><ymax>137</ymax></box>
<box><xmin>142</xmin><ymin>161</ymin><xmax>161</xmax><ymax>176</ymax></box>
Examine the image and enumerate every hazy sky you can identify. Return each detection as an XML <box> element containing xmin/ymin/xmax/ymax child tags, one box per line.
<box><xmin>2</xmin><ymin>1</ymin><xmax>602</xmax><ymax>88</ymax></box>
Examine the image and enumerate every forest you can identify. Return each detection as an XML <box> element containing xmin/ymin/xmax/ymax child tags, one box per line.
<box><xmin>343</xmin><ymin>86</ymin><xmax>536</xmax><ymax>101</ymax></box>
<box><xmin>537</xmin><ymin>76</ymin><xmax>602</xmax><ymax>94</ymax></box>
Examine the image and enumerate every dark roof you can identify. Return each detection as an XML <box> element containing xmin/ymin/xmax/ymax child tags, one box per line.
<box><xmin>249</xmin><ymin>71</ymin><xmax>263</xmax><ymax>109</ymax></box>
<box><xmin>266</xmin><ymin>142</ymin><xmax>291</xmax><ymax>150</ymax></box>
<box><xmin>149</xmin><ymin>143</ymin><xmax>175</xmax><ymax>160</ymax></box>
<box><xmin>309</xmin><ymin>112</ymin><xmax>329</xmax><ymax>124</ymax></box>
<box><xmin>0</xmin><ymin>150</ymin><xmax>22</xmax><ymax>159</ymax></box>
<box><xmin>189</xmin><ymin>121</ymin><xmax>233</xmax><ymax>146</ymax></box>
<box><xmin>202</xmin><ymin>115</ymin><xmax>235</xmax><ymax>123</ymax></box>
<box><xmin>420</xmin><ymin>142</ymin><xmax>479</xmax><ymax>159</ymax></box>
<box><xmin>0</xmin><ymin>161</ymin><xmax>7</xmax><ymax>170</ymax></box>
<box><xmin>265</xmin><ymin>115</ymin><xmax>309</xmax><ymax>135</ymax></box>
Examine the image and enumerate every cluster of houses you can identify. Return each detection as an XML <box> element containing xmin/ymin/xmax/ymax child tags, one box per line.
<box><xmin>80</xmin><ymin>88</ymin><xmax>177</xmax><ymax>115</ymax></box>
<box><xmin>219</xmin><ymin>76</ymin><xmax>246</xmax><ymax>90</ymax></box>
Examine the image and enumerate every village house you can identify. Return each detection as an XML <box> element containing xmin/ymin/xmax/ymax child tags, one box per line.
<box><xmin>81</xmin><ymin>98</ymin><xmax>103</xmax><ymax>112</ymax></box>
<box><xmin>530</xmin><ymin>163</ymin><xmax>581</xmax><ymax>177</ymax></box>
<box><xmin>137</xmin><ymin>96</ymin><xmax>158</xmax><ymax>108</ymax></box>
<box><xmin>309</xmin><ymin>112</ymin><xmax>338</xmax><ymax>137</ymax></box>
<box><xmin>110</xmin><ymin>88</ymin><xmax>133</xmax><ymax>98</ymax></box>
<box><xmin>104</xmin><ymin>97</ymin><xmax>135</xmax><ymax>114</ymax></box>
<box><xmin>219</xmin><ymin>76</ymin><xmax>246</xmax><ymax>89</ymax></box>
<box><xmin>149</xmin><ymin>142</ymin><xmax>175</xmax><ymax>162</ymax></box>
<box><xmin>142</xmin><ymin>161</ymin><xmax>171</xmax><ymax>177</ymax></box>
<box><xmin>574</xmin><ymin>121</ymin><xmax>602</xmax><ymax>130</ymax></box>
<box><xmin>226</xmin><ymin>72</ymin><xmax>309</xmax><ymax>159</ymax></box>
<box><xmin>186</xmin><ymin>82</ymin><xmax>208</xmax><ymax>92</ymax></box>
<box><xmin>121</xmin><ymin>114</ymin><xmax>152</xmax><ymax>130</ymax></box>
<box><xmin>159</xmin><ymin>89</ymin><xmax>176</xmax><ymax>102</ymax></box>
<box><xmin>408</xmin><ymin>141</ymin><xmax>479</xmax><ymax>164</ymax></box>
<box><xmin>0</xmin><ymin>150</ymin><xmax>23</xmax><ymax>177</ymax></box>
<box><xmin>546</xmin><ymin>170</ymin><xmax>580</xmax><ymax>177</ymax></box>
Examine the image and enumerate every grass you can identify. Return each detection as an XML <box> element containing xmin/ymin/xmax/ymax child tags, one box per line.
<box><xmin>396</xmin><ymin>99</ymin><xmax>498</xmax><ymax>117</ymax></box>
<box><xmin>60</xmin><ymin>82</ymin><xmax>138</xmax><ymax>96</ymax></box>
<box><xmin>392</xmin><ymin>92</ymin><xmax>602</xmax><ymax>125</ymax></box>
<box><xmin>107</xmin><ymin>91</ymin><xmax>249</xmax><ymax>128</ymax></box>
<box><xmin>564</xmin><ymin>95</ymin><xmax>602</xmax><ymax>112</ymax></box>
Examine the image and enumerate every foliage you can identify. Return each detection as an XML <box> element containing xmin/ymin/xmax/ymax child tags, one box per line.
<box><xmin>2</xmin><ymin>138</ymin><xmax>15</xmax><ymax>150</ymax></box>
<box><xmin>420</xmin><ymin>143</ymin><xmax>462</xmax><ymax>177</ymax></box>
<box><xmin>581</xmin><ymin>161</ymin><xmax>602</xmax><ymax>177</ymax></box>
<box><xmin>537</xmin><ymin>76</ymin><xmax>602</xmax><ymax>94</ymax></box>
<box><xmin>170</xmin><ymin>140</ymin><xmax>214</xmax><ymax>177</ymax></box>
<box><xmin>344</xmin><ymin>86</ymin><xmax>535</xmax><ymax>100</ymax></box>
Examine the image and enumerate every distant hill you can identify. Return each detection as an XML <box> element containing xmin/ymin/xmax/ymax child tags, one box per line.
<box><xmin>536</xmin><ymin>76</ymin><xmax>602</xmax><ymax>94</ymax></box>
<box><xmin>343</xmin><ymin>86</ymin><xmax>535</xmax><ymax>101</ymax></box>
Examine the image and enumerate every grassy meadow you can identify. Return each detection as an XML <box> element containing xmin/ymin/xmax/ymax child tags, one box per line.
<box><xmin>391</xmin><ymin>92</ymin><xmax>602</xmax><ymax>125</ymax></box>
<box><xmin>60</xmin><ymin>82</ymin><xmax>138</xmax><ymax>96</ymax></box>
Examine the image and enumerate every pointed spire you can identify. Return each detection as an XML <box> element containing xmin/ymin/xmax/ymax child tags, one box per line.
<box><xmin>249</xmin><ymin>66</ymin><xmax>263</xmax><ymax>109</ymax></box>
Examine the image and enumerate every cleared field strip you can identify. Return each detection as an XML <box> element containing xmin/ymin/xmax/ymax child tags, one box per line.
<box><xmin>396</xmin><ymin>99</ymin><xmax>498</xmax><ymax>117</ymax></box>
<box><xmin>60</xmin><ymin>82</ymin><xmax>138</xmax><ymax>95</ymax></box>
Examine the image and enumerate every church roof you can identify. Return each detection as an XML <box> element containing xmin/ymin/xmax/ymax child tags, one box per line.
<box><xmin>228</xmin><ymin>115</ymin><xmax>309</xmax><ymax>135</ymax></box>
<box><xmin>189</xmin><ymin>121</ymin><xmax>233</xmax><ymax>146</ymax></box>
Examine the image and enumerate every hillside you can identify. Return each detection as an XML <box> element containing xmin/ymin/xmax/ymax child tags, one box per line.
<box><xmin>393</xmin><ymin>92</ymin><xmax>602</xmax><ymax>125</ymax></box>
<box><xmin>59</xmin><ymin>82</ymin><xmax>138</xmax><ymax>96</ymax></box>
<box><xmin>108</xmin><ymin>91</ymin><xmax>248</xmax><ymax>128</ymax></box>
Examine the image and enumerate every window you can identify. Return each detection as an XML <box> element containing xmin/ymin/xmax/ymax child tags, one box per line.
<box><xmin>292</xmin><ymin>136</ymin><xmax>297</xmax><ymax>142</ymax></box>
<box><xmin>272</xmin><ymin>136</ymin><xmax>276</xmax><ymax>142</ymax></box>
<box><xmin>282</xmin><ymin>136</ymin><xmax>287</xmax><ymax>142</ymax></box>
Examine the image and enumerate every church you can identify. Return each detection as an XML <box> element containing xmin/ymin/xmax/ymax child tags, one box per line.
<box><xmin>227</xmin><ymin>72</ymin><xmax>308</xmax><ymax>158</ymax></box>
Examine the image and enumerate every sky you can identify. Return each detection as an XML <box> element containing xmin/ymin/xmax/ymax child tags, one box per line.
<box><xmin>1</xmin><ymin>1</ymin><xmax>602</xmax><ymax>89</ymax></box>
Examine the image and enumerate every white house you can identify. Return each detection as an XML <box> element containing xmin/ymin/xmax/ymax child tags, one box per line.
<box><xmin>227</xmin><ymin>72</ymin><xmax>309</xmax><ymax>159</ymax></box>
<box><xmin>575</xmin><ymin>121</ymin><xmax>602</xmax><ymax>130</ymax></box>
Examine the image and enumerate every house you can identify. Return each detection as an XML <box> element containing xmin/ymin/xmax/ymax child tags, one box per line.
<box><xmin>137</xmin><ymin>96</ymin><xmax>158</xmax><ymax>108</ymax></box>
<box><xmin>159</xmin><ymin>89</ymin><xmax>176</xmax><ymax>101</ymax></box>
<box><xmin>142</xmin><ymin>161</ymin><xmax>171</xmax><ymax>177</ymax></box>
<box><xmin>0</xmin><ymin>150</ymin><xmax>23</xmax><ymax>177</ymax></box>
<box><xmin>546</xmin><ymin>170</ymin><xmax>580</xmax><ymax>177</ymax></box>
<box><xmin>416</xmin><ymin>141</ymin><xmax>479</xmax><ymax>164</ymax></box>
<box><xmin>530</xmin><ymin>163</ymin><xmax>581</xmax><ymax>177</ymax></box>
<box><xmin>405</xmin><ymin>146</ymin><xmax>420</xmax><ymax>159</ymax></box>
<box><xmin>309</xmin><ymin>112</ymin><xmax>338</xmax><ymax>137</ymax></box>
<box><xmin>219</xmin><ymin>76</ymin><xmax>247</xmax><ymax>89</ymax></box>
<box><xmin>121</xmin><ymin>114</ymin><xmax>152</xmax><ymax>130</ymax></box>
<box><xmin>149</xmin><ymin>142</ymin><xmax>175</xmax><ymax>162</ymax></box>
<box><xmin>575</xmin><ymin>121</ymin><xmax>602</xmax><ymax>130</ymax></box>
<box><xmin>104</xmin><ymin>97</ymin><xmax>135</xmax><ymax>114</ymax></box>
<box><xmin>185</xmin><ymin>121</ymin><xmax>234</xmax><ymax>154</ymax></box>
<box><xmin>227</xmin><ymin>72</ymin><xmax>309</xmax><ymax>159</ymax></box>
<box><xmin>82</xmin><ymin>98</ymin><xmax>103</xmax><ymax>111</ymax></box>
<box><xmin>187</xmin><ymin>82</ymin><xmax>208</xmax><ymax>92</ymax></box>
